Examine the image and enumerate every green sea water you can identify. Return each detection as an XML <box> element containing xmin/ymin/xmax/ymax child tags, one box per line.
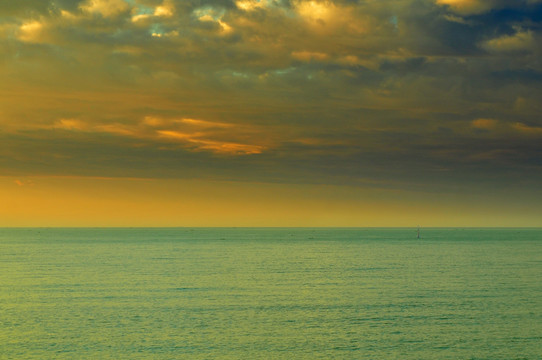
<box><xmin>1</xmin><ymin>228</ymin><xmax>541</xmax><ymax>359</ymax></box>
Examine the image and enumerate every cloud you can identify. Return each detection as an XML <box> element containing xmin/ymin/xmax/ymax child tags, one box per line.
<box><xmin>14</xmin><ymin>179</ymin><xmax>34</xmax><ymax>186</ymax></box>
<box><xmin>17</xmin><ymin>20</ymin><xmax>47</xmax><ymax>43</ymax></box>
<box><xmin>154</xmin><ymin>1</ymin><xmax>175</xmax><ymax>17</ymax></box>
<box><xmin>512</xmin><ymin>122</ymin><xmax>542</xmax><ymax>135</ymax></box>
<box><xmin>291</xmin><ymin>50</ymin><xmax>329</xmax><ymax>62</ymax></box>
<box><xmin>194</xmin><ymin>7</ymin><xmax>234</xmax><ymax>34</ymax></box>
<box><xmin>471</xmin><ymin>118</ymin><xmax>497</xmax><ymax>130</ymax></box>
<box><xmin>435</xmin><ymin>0</ymin><xmax>495</xmax><ymax>15</ymax></box>
<box><xmin>178</xmin><ymin>118</ymin><xmax>233</xmax><ymax>128</ymax></box>
<box><xmin>53</xmin><ymin>119</ymin><xmax>89</xmax><ymax>131</ymax></box>
<box><xmin>1</xmin><ymin>0</ymin><xmax>541</xmax><ymax>194</ymax></box>
<box><xmin>157</xmin><ymin>130</ymin><xmax>264</xmax><ymax>154</ymax></box>
<box><xmin>79</xmin><ymin>0</ymin><xmax>130</xmax><ymax>18</ymax></box>
<box><xmin>236</xmin><ymin>0</ymin><xmax>270</xmax><ymax>11</ymax></box>
<box><xmin>49</xmin><ymin>116</ymin><xmax>266</xmax><ymax>155</ymax></box>
<box><xmin>482</xmin><ymin>30</ymin><xmax>535</xmax><ymax>53</ymax></box>
<box><xmin>131</xmin><ymin>0</ymin><xmax>175</xmax><ymax>22</ymax></box>
<box><xmin>293</xmin><ymin>0</ymin><xmax>370</xmax><ymax>34</ymax></box>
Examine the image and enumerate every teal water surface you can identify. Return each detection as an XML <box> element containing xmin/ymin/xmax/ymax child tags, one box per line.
<box><xmin>1</xmin><ymin>228</ymin><xmax>541</xmax><ymax>359</ymax></box>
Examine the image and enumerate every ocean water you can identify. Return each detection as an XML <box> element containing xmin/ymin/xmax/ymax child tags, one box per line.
<box><xmin>0</xmin><ymin>228</ymin><xmax>541</xmax><ymax>359</ymax></box>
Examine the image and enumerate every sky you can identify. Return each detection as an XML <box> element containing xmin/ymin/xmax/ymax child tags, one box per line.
<box><xmin>1</xmin><ymin>0</ymin><xmax>541</xmax><ymax>226</ymax></box>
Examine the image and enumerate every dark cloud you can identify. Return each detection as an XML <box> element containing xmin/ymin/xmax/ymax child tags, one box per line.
<box><xmin>0</xmin><ymin>1</ymin><xmax>51</xmax><ymax>16</ymax></box>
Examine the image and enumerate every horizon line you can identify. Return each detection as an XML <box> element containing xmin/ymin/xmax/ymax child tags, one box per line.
<box><xmin>1</xmin><ymin>226</ymin><xmax>541</xmax><ymax>229</ymax></box>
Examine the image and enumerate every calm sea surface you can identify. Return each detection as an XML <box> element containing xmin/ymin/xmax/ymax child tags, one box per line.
<box><xmin>0</xmin><ymin>228</ymin><xmax>541</xmax><ymax>359</ymax></box>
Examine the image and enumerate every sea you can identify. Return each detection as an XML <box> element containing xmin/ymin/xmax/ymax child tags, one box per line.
<box><xmin>0</xmin><ymin>228</ymin><xmax>541</xmax><ymax>359</ymax></box>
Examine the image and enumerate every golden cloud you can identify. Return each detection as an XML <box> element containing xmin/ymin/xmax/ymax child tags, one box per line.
<box><xmin>293</xmin><ymin>0</ymin><xmax>368</xmax><ymax>34</ymax></box>
<box><xmin>131</xmin><ymin>1</ymin><xmax>174</xmax><ymax>23</ymax></box>
<box><xmin>436</xmin><ymin>0</ymin><xmax>494</xmax><ymax>15</ymax></box>
<box><xmin>49</xmin><ymin>117</ymin><xmax>266</xmax><ymax>155</ymax></box>
<box><xmin>158</xmin><ymin>130</ymin><xmax>264</xmax><ymax>154</ymax></box>
<box><xmin>80</xmin><ymin>0</ymin><xmax>130</xmax><ymax>18</ymax></box>
<box><xmin>236</xmin><ymin>0</ymin><xmax>269</xmax><ymax>11</ymax></box>
<box><xmin>483</xmin><ymin>30</ymin><xmax>535</xmax><ymax>52</ymax></box>
<box><xmin>17</xmin><ymin>20</ymin><xmax>47</xmax><ymax>43</ymax></box>
<box><xmin>291</xmin><ymin>50</ymin><xmax>330</xmax><ymax>62</ymax></box>
<box><xmin>53</xmin><ymin>119</ymin><xmax>90</xmax><ymax>131</ymax></box>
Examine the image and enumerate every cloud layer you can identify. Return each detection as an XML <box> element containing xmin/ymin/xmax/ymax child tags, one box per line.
<box><xmin>1</xmin><ymin>0</ymin><xmax>541</xmax><ymax>196</ymax></box>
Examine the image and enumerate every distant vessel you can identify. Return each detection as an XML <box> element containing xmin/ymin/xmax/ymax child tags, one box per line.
<box><xmin>417</xmin><ymin>226</ymin><xmax>420</xmax><ymax>239</ymax></box>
